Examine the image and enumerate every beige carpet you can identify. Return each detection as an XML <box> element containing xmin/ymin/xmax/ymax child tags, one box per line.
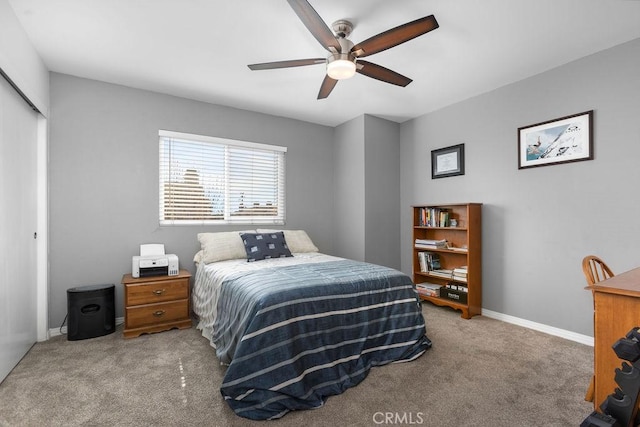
<box><xmin>0</xmin><ymin>304</ymin><xmax>595</xmax><ymax>426</ymax></box>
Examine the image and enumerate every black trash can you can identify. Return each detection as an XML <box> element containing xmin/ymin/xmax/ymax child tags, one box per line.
<box><xmin>66</xmin><ymin>284</ymin><xmax>116</xmax><ymax>341</ymax></box>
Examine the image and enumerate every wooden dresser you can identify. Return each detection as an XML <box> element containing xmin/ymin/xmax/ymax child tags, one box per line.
<box><xmin>121</xmin><ymin>269</ymin><xmax>192</xmax><ymax>339</ymax></box>
<box><xmin>587</xmin><ymin>267</ymin><xmax>640</xmax><ymax>409</ymax></box>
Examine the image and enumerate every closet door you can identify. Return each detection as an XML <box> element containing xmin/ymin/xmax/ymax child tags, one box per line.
<box><xmin>0</xmin><ymin>75</ymin><xmax>38</xmax><ymax>382</ymax></box>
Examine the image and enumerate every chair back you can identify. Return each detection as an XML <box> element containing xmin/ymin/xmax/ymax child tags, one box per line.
<box><xmin>582</xmin><ymin>255</ymin><xmax>614</xmax><ymax>286</ymax></box>
<box><xmin>581</xmin><ymin>255</ymin><xmax>614</xmax><ymax>403</ymax></box>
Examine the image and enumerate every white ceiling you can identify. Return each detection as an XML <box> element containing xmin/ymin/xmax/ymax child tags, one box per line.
<box><xmin>8</xmin><ymin>0</ymin><xmax>640</xmax><ymax>127</ymax></box>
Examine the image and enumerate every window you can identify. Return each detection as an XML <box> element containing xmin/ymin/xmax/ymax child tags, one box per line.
<box><xmin>159</xmin><ymin>130</ymin><xmax>286</xmax><ymax>225</ymax></box>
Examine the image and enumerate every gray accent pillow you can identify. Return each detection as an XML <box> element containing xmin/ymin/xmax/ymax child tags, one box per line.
<box><xmin>240</xmin><ymin>232</ymin><xmax>293</xmax><ymax>262</ymax></box>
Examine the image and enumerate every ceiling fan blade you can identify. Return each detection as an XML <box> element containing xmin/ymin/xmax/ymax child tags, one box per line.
<box><xmin>351</xmin><ymin>15</ymin><xmax>439</xmax><ymax>58</ymax></box>
<box><xmin>287</xmin><ymin>0</ymin><xmax>342</xmax><ymax>53</ymax></box>
<box><xmin>356</xmin><ymin>60</ymin><xmax>412</xmax><ymax>87</ymax></box>
<box><xmin>317</xmin><ymin>75</ymin><xmax>338</xmax><ymax>99</ymax></box>
<box><xmin>248</xmin><ymin>58</ymin><xmax>325</xmax><ymax>70</ymax></box>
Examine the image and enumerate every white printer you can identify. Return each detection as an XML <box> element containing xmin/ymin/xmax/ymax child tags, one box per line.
<box><xmin>132</xmin><ymin>244</ymin><xmax>179</xmax><ymax>278</ymax></box>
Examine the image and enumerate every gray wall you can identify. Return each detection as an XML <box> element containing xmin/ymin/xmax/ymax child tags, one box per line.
<box><xmin>400</xmin><ymin>37</ymin><xmax>640</xmax><ymax>336</ymax></box>
<box><xmin>49</xmin><ymin>73</ymin><xmax>335</xmax><ymax>328</ymax></box>
<box><xmin>333</xmin><ymin>116</ymin><xmax>365</xmax><ymax>261</ymax></box>
<box><xmin>364</xmin><ymin>115</ymin><xmax>400</xmax><ymax>269</ymax></box>
<box><xmin>332</xmin><ymin>114</ymin><xmax>401</xmax><ymax>269</ymax></box>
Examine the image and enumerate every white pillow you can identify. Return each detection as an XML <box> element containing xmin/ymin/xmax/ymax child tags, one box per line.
<box><xmin>256</xmin><ymin>229</ymin><xmax>319</xmax><ymax>253</ymax></box>
<box><xmin>197</xmin><ymin>231</ymin><xmax>255</xmax><ymax>264</ymax></box>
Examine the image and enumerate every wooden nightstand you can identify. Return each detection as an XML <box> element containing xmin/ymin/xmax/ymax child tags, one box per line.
<box><xmin>121</xmin><ymin>269</ymin><xmax>192</xmax><ymax>339</ymax></box>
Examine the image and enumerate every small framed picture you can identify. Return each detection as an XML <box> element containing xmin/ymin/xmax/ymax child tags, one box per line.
<box><xmin>431</xmin><ymin>143</ymin><xmax>465</xmax><ymax>179</ymax></box>
<box><xmin>518</xmin><ymin>110</ymin><xmax>593</xmax><ymax>169</ymax></box>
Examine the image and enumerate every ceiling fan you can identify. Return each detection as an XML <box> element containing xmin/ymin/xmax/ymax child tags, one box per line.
<box><xmin>248</xmin><ymin>0</ymin><xmax>439</xmax><ymax>99</ymax></box>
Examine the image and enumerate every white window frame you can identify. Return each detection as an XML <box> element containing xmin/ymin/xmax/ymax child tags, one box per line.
<box><xmin>159</xmin><ymin>130</ymin><xmax>286</xmax><ymax>226</ymax></box>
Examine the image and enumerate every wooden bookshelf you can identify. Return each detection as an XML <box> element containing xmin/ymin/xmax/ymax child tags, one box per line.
<box><xmin>412</xmin><ymin>203</ymin><xmax>482</xmax><ymax>319</ymax></box>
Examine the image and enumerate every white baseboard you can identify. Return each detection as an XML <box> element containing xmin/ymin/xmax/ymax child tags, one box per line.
<box><xmin>49</xmin><ymin>317</ymin><xmax>125</xmax><ymax>338</ymax></box>
<box><xmin>482</xmin><ymin>308</ymin><xmax>594</xmax><ymax>347</ymax></box>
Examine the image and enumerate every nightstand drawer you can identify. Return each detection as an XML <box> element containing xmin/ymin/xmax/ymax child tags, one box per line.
<box><xmin>125</xmin><ymin>278</ymin><xmax>189</xmax><ymax>306</ymax></box>
<box><xmin>126</xmin><ymin>300</ymin><xmax>188</xmax><ymax>329</ymax></box>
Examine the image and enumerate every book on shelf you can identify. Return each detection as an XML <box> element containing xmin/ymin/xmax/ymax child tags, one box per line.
<box><xmin>415</xmin><ymin>244</ymin><xmax>445</xmax><ymax>250</ymax></box>
<box><xmin>417</xmin><ymin>207</ymin><xmax>451</xmax><ymax>227</ymax></box>
<box><xmin>415</xmin><ymin>238</ymin><xmax>447</xmax><ymax>246</ymax></box>
<box><xmin>415</xmin><ymin>282</ymin><xmax>443</xmax><ymax>297</ymax></box>
<box><xmin>418</xmin><ymin>252</ymin><xmax>440</xmax><ymax>272</ymax></box>
<box><xmin>415</xmin><ymin>238</ymin><xmax>447</xmax><ymax>250</ymax></box>
<box><xmin>428</xmin><ymin>269</ymin><xmax>454</xmax><ymax>279</ymax></box>
<box><xmin>452</xmin><ymin>266</ymin><xmax>468</xmax><ymax>279</ymax></box>
<box><xmin>428</xmin><ymin>253</ymin><xmax>441</xmax><ymax>271</ymax></box>
<box><xmin>418</xmin><ymin>252</ymin><xmax>427</xmax><ymax>273</ymax></box>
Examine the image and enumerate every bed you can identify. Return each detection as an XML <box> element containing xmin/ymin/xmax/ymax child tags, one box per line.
<box><xmin>192</xmin><ymin>230</ymin><xmax>431</xmax><ymax>420</ymax></box>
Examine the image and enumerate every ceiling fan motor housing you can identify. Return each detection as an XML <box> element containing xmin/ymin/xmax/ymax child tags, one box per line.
<box><xmin>330</xmin><ymin>37</ymin><xmax>355</xmax><ymax>60</ymax></box>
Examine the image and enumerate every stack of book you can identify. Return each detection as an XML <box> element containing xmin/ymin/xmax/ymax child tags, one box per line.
<box><xmin>417</xmin><ymin>252</ymin><xmax>440</xmax><ymax>272</ymax></box>
<box><xmin>428</xmin><ymin>269</ymin><xmax>454</xmax><ymax>279</ymax></box>
<box><xmin>453</xmin><ymin>266</ymin><xmax>468</xmax><ymax>282</ymax></box>
<box><xmin>415</xmin><ymin>238</ymin><xmax>447</xmax><ymax>250</ymax></box>
<box><xmin>415</xmin><ymin>283</ymin><xmax>443</xmax><ymax>298</ymax></box>
<box><xmin>428</xmin><ymin>267</ymin><xmax>468</xmax><ymax>282</ymax></box>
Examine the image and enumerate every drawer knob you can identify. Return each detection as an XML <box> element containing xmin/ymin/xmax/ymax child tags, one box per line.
<box><xmin>153</xmin><ymin>310</ymin><xmax>165</xmax><ymax>317</ymax></box>
<box><xmin>152</xmin><ymin>289</ymin><xmax>166</xmax><ymax>296</ymax></box>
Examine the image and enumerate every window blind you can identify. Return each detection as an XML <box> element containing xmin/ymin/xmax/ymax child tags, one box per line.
<box><xmin>159</xmin><ymin>130</ymin><xmax>286</xmax><ymax>225</ymax></box>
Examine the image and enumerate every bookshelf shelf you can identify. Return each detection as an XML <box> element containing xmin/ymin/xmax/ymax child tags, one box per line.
<box><xmin>414</xmin><ymin>247</ymin><xmax>468</xmax><ymax>255</ymax></box>
<box><xmin>419</xmin><ymin>294</ymin><xmax>467</xmax><ymax>311</ymax></box>
<box><xmin>412</xmin><ymin>203</ymin><xmax>482</xmax><ymax>319</ymax></box>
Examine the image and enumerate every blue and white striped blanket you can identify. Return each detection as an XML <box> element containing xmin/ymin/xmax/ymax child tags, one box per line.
<box><xmin>193</xmin><ymin>254</ymin><xmax>431</xmax><ymax>420</ymax></box>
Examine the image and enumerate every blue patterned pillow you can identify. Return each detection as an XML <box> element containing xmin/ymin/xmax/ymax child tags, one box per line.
<box><xmin>240</xmin><ymin>232</ymin><xmax>293</xmax><ymax>262</ymax></box>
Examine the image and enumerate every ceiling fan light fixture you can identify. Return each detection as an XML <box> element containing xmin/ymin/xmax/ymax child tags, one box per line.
<box><xmin>327</xmin><ymin>56</ymin><xmax>356</xmax><ymax>80</ymax></box>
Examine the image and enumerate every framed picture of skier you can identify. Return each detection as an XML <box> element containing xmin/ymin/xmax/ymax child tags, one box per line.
<box><xmin>518</xmin><ymin>110</ymin><xmax>593</xmax><ymax>169</ymax></box>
